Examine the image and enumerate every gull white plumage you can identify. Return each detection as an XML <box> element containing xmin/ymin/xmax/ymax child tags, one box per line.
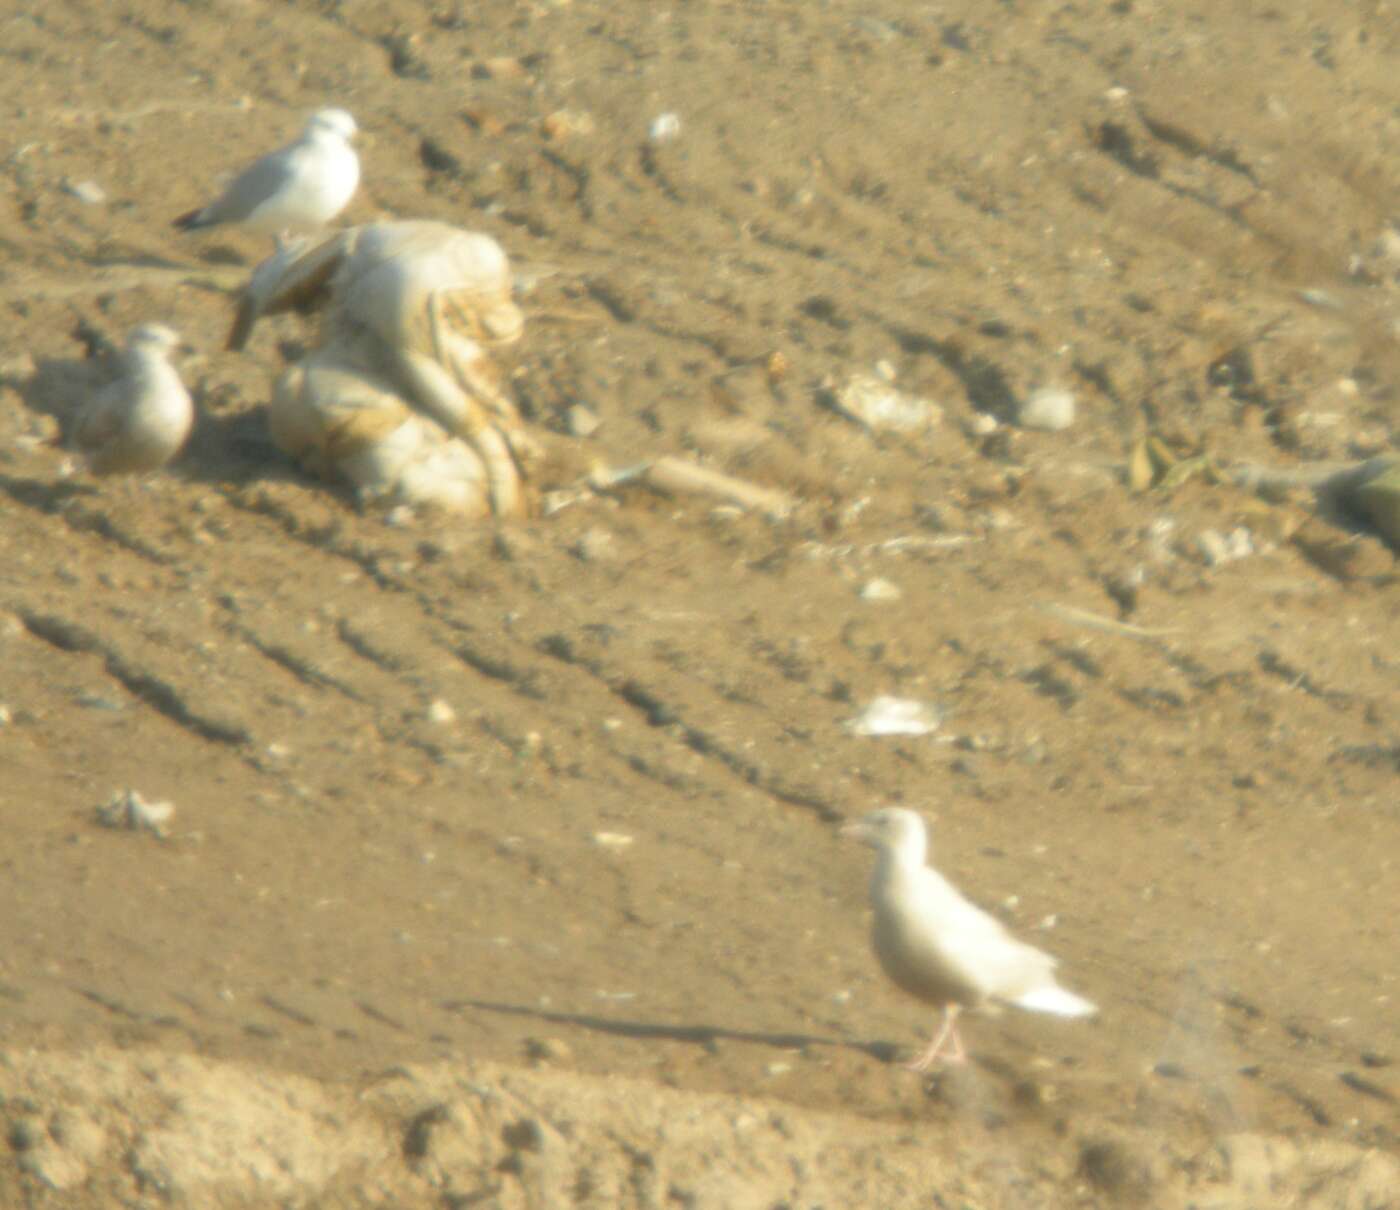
<box><xmin>173</xmin><ymin>108</ymin><xmax>360</xmax><ymax>240</ymax></box>
<box><xmin>73</xmin><ymin>323</ymin><xmax>193</xmax><ymax>476</ymax></box>
<box><xmin>843</xmin><ymin>807</ymin><xmax>1096</xmax><ymax>1070</ymax></box>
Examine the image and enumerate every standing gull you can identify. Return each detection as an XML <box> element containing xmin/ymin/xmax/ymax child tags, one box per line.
<box><xmin>843</xmin><ymin>807</ymin><xmax>1096</xmax><ymax>1070</ymax></box>
<box><xmin>173</xmin><ymin>108</ymin><xmax>360</xmax><ymax>240</ymax></box>
<box><xmin>73</xmin><ymin>323</ymin><xmax>193</xmax><ymax>476</ymax></box>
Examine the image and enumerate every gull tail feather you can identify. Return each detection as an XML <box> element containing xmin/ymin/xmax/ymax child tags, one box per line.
<box><xmin>1014</xmin><ymin>984</ymin><xmax>1097</xmax><ymax>1017</ymax></box>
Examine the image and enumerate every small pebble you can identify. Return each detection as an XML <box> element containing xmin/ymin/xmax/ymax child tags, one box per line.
<box><xmin>62</xmin><ymin>179</ymin><xmax>107</xmax><ymax>205</ymax></box>
<box><xmin>1018</xmin><ymin>387</ymin><xmax>1076</xmax><ymax>431</ymax></box>
<box><xmin>475</xmin><ymin>56</ymin><xmax>528</xmax><ymax>80</ymax></box>
<box><xmin>846</xmin><ymin>695</ymin><xmax>945</xmax><ymax>737</ymax></box>
<box><xmin>427</xmin><ymin>698</ymin><xmax>456</xmax><ymax>725</ymax></box>
<box><xmin>76</xmin><ymin>693</ymin><xmax>123</xmax><ymax>712</ymax></box>
<box><xmin>1197</xmin><ymin>526</ymin><xmax>1254</xmax><ymax>568</ymax></box>
<box><xmin>833</xmin><ymin>372</ymin><xmax>941</xmax><ymax>433</ymax></box>
<box><xmin>94</xmin><ymin>789</ymin><xmax>174</xmax><ymax>838</ymax></box>
<box><xmin>541</xmin><ymin>109</ymin><xmax>595</xmax><ymax>141</ymax></box>
<box><xmin>524</xmin><ymin>1036</ymin><xmax>573</xmax><ymax>1064</ymax></box>
<box><xmin>859</xmin><ymin>578</ymin><xmax>902</xmax><ymax>602</ymax></box>
<box><xmin>649</xmin><ymin>112</ymin><xmax>682</xmax><ymax>143</ymax></box>
<box><xmin>592</xmin><ymin>831</ymin><xmax>634</xmax><ymax>849</ymax></box>
<box><xmin>1226</xmin><ymin>528</ymin><xmax>1255</xmax><ymax>559</ymax></box>
<box><xmin>573</xmin><ymin>527</ymin><xmax>615</xmax><ymax>562</ymax></box>
<box><xmin>566</xmin><ymin>403</ymin><xmax>600</xmax><ymax>437</ymax></box>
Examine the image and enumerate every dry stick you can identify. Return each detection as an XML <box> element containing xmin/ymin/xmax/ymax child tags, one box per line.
<box><xmin>593</xmin><ymin>457</ymin><xmax>796</xmax><ymax>519</ymax></box>
<box><xmin>1036</xmin><ymin>603</ymin><xmax>1178</xmax><ymax>641</ymax></box>
<box><xmin>644</xmin><ymin>457</ymin><xmax>796</xmax><ymax>519</ymax></box>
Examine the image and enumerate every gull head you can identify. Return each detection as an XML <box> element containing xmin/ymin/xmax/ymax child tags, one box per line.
<box><xmin>305</xmin><ymin>107</ymin><xmax>358</xmax><ymax>142</ymax></box>
<box><xmin>841</xmin><ymin>807</ymin><xmax>929</xmax><ymax>862</ymax></box>
<box><xmin>126</xmin><ymin>323</ymin><xmax>182</xmax><ymax>356</ymax></box>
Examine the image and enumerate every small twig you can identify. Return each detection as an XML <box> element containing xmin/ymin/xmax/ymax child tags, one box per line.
<box><xmin>592</xmin><ymin>457</ymin><xmax>796</xmax><ymax>519</ymax></box>
<box><xmin>1037</xmin><ymin>602</ymin><xmax>1178</xmax><ymax>640</ymax></box>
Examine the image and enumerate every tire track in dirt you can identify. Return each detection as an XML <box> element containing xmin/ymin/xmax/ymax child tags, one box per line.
<box><xmin>16</xmin><ymin>609</ymin><xmax>251</xmax><ymax>748</ymax></box>
<box><xmin>211</xmin><ymin>477</ymin><xmax>855</xmax><ymax>822</ymax></box>
<box><xmin>536</xmin><ymin>630</ymin><xmax>843</xmax><ymax>822</ymax></box>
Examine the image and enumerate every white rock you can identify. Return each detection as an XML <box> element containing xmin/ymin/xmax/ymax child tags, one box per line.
<box><xmin>95</xmin><ymin>789</ymin><xmax>175</xmax><ymax>838</ymax></box>
<box><xmin>1197</xmin><ymin>530</ymin><xmax>1229</xmax><ymax>566</ymax></box>
<box><xmin>566</xmin><ymin>403</ymin><xmax>600</xmax><ymax>437</ymax></box>
<box><xmin>845</xmin><ymin>696</ymin><xmax>945</xmax><ymax>737</ymax></box>
<box><xmin>1197</xmin><ymin>526</ymin><xmax>1254</xmax><ymax>568</ymax></box>
<box><xmin>834</xmin><ymin>373</ymin><xmax>941</xmax><ymax>433</ymax></box>
<box><xmin>859</xmin><ymin>578</ymin><xmax>902</xmax><ymax>602</ymax></box>
<box><xmin>1224</xmin><ymin>526</ymin><xmax>1255</xmax><ymax>561</ymax></box>
<box><xmin>63</xmin><ymin>179</ymin><xmax>107</xmax><ymax>205</ymax></box>
<box><xmin>648</xmin><ymin>112</ymin><xmax>682</xmax><ymax>143</ymax></box>
<box><xmin>592</xmin><ymin>831</ymin><xmax>634</xmax><ymax>849</ymax></box>
<box><xmin>1018</xmin><ymin>387</ymin><xmax>1076</xmax><ymax>431</ymax></box>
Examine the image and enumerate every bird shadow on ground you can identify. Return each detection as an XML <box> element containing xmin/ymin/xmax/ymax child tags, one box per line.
<box><xmin>5</xmin><ymin>348</ymin><xmax>112</xmax><ymax>442</ymax></box>
<box><xmin>445</xmin><ymin>998</ymin><xmax>903</xmax><ymax>1065</ymax></box>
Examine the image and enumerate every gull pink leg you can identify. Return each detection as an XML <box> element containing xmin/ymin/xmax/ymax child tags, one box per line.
<box><xmin>904</xmin><ymin>1004</ymin><xmax>967</xmax><ymax>1072</ymax></box>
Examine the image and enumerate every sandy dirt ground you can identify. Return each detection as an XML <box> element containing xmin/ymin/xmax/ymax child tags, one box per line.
<box><xmin>1</xmin><ymin>1</ymin><xmax>1399</xmax><ymax>1205</ymax></box>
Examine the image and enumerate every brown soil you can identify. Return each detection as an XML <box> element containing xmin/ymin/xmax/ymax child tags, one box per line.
<box><xmin>1</xmin><ymin>1</ymin><xmax>1398</xmax><ymax>1205</ymax></box>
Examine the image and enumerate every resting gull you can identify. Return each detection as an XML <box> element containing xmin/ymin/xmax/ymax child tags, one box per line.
<box><xmin>73</xmin><ymin>323</ymin><xmax>193</xmax><ymax>476</ymax></box>
<box><xmin>173</xmin><ymin>108</ymin><xmax>360</xmax><ymax>240</ymax></box>
<box><xmin>843</xmin><ymin>807</ymin><xmax>1096</xmax><ymax>1069</ymax></box>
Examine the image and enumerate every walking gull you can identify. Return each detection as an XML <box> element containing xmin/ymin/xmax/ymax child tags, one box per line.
<box><xmin>843</xmin><ymin>807</ymin><xmax>1096</xmax><ymax>1070</ymax></box>
<box><xmin>173</xmin><ymin>108</ymin><xmax>360</xmax><ymax>239</ymax></box>
<box><xmin>73</xmin><ymin>323</ymin><xmax>193</xmax><ymax>476</ymax></box>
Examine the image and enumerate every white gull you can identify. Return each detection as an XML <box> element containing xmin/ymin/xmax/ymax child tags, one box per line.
<box><xmin>843</xmin><ymin>807</ymin><xmax>1096</xmax><ymax>1069</ymax></box>
<box><xmin>173</xmin><ymin>107</ymin><xmax>360</xmax><ymax>240</ymax></box>
<box><xmin>73</xmin><ymin>323</ymin><xmax>193</xmax><ymax>476</ymax></box>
